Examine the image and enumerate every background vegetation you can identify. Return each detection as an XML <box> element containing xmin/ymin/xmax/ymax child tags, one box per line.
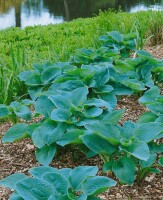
<box><xmin>0</xmin><ymin>10</ymin><xmax>163</xmax><ymax>104</ymax></box>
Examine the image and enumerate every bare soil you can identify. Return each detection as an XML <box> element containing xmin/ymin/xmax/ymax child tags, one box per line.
<box><xmin>0</xmin><ymin>46</ymin><xmax>163</xmax><ymax>200</ymax></box>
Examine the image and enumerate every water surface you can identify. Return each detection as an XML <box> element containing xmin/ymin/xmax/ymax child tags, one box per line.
<box><xmin>0</xmin><ymin>0</ymin><xmax>162</xmax><ymax>29</ymax></box>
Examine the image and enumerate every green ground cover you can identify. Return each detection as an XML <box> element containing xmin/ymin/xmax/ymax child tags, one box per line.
<box><xmin>0</xmin><ymin>10</ymin><xmax>163</xmax><ymax>104</ymax></box>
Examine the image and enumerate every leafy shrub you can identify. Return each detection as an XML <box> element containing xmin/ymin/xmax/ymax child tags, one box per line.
<box><xmin>0</xmin><ymin>166</ymin><xmax>116</xmax><ymax>200</ymax></box>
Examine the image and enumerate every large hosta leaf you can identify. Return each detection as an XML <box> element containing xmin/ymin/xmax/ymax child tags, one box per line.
<box><xmin>137</xmin><ymin>112</ymin><xmax>157</xmax><ymax>124</ymax></box>
<box><xmin>140</xmin><ymin>153</ymin><xmax>157</xmax><ymax>168</ymax></box>
<box><xmin>101</xmin><ymin>109</ymin><xmax>125</xmax><ymax>124</ymax></box>
<box><xmin>121</xmin><ymin>140</ymin><xmax>150</xmax><ymax>161</ymax></box>
<box><xmin>84</xmin><ymin>107</ymin><xmax>103</xmax><ymax>118</ymax></box>
<box><xmin>41</xmin><ymin>66</ymin><xmax>61</xmax><ymax>84</ymax></box>
<box><xmin>2</xmin><ymin>124</ymin><xmax>29</xmax><ymax>143</ymax></box>
<box><xmin>139</xmin><ymin>86</ymin><xmax>160</xmax><ymax>105</ymax></box>
<box><xmin>70</xmin><ymin>87</ymin><xmax>88</xmax><ymax>107</ymax></box>
<box><xmin>14</xmin><ymin>105</ymin><xmax>31</xmax><ymax>121</ymax></box>
<box><xmin>15</xmin><ymin>178</ymin><xmax>52</xmax><ymax>200</ymax></box>
<box><xmin>69</xmin><ymin>166</ymin><xmax>98</xmax><ymax>190</ymax></box>
<box><xmin>29</xmin><ymin>166</ymin><xmax>59</xmax><ymax>178</ymax></box>
<box><xmin>82</xmin><ymin>134</ymin><xmax>116</xmax><ymax>155</ymax></box>
<box><xmin>85</xmin><ymin>122</ymin><xmax>120</xmax><ymax>145</ymax></box>
<box><xmin>35</xmin><ymin>96</ymin><xmax>54</xmax><ymax>118</ymax></box>
<box><xmin>112</xmin><ymin>157</ymin><xmax>136</xmax><ymax>185</ymax></box>
<box><xmin>49</xmin><ymin>95</ymin><xmax>72</xmax><ymax>109</ymax></box>
<box><xmin>35</xmin><ymin>144</ymin><xmax>57</xmax><ymax>166</ymax></box>
<box><xmin>0</xmin><ymin>105</ymin><xmax>10</xmax><ymax>119</ymax></box>
<box><xmin>51</xmin><ymin>109</ymin><xmax>72</xmax><ymax>123</ymax></box>
<box><xmin>81</xmin><ymin>176</ymin><xmax>116</xmax><ymax>196</ymax></box>
<box><xmin>147</xmin><ymin>102</ymin><xmax>163</xmax><ymax>115</ymax></box>
<box><xmin>0</xmin><ymin>173</ymin><xmax>28</xmax><ymax>190</ymax></box>
<box><xmin>135</xmin><ymin>122</ymin><xmax>163</xmax><ymax>142</ymax></box>
<box><xmin>57</xmin><ymin>129</ymin><xmax>84</xmax><ymax>146</ymax></box>
<box><xmin>32</xmin><ymin>119</ymin><xmax>66</xmax><ymax>148</ymax></box>
<box><xmin>42</xmin><ymin>172</ymin><xmax>69</xmax><ymax>196</ymax></box>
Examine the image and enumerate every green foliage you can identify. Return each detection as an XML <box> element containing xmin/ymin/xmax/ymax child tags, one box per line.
<box><xmin>0</xmin><ymin>10</ymin><xmax>163</xmax><ymax>104</ymax></box>
<box><xmin>0</xmin><ymin>166</ymin><xmax>116</xmax><ymax>200</ymax></box>
<box><xmin>0</xmin><ymin>31</ymin><xmax>163</xmax><ymax>189</ymax></box>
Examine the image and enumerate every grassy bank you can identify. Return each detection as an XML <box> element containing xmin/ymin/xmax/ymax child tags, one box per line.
<box><xmin>0</xmin><ymin>10</ymin><xmax>163</xmax><ymax>104</ymax></box>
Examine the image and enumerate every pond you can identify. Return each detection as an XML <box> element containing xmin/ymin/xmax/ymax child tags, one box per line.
<box><xmin>0</xmin><ymin>0</ymin><xmax>162</xmax><ymax>30</ymax></box>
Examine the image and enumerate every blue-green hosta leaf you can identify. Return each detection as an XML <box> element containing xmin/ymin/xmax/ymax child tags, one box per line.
<box><xmin>120</xmin><ymin>140</ymin><xmax>150</xmax><ymax>161</ymax></box>
<box><xmin>29</xmin><ymin>166</ymin><xmax>59</xmax><ymax>178</ymax></box>
<box><xmin>114</xmin><ymin>60</ymin><xmax>134</xmax><ymax>73</ymax></box>
<box><xmin>82</xmin><ymin>134</ymin><xmax>116</xmax><ymax>155</ymax></box>
<box><xmin>2</xmin><ymin>124</ymin><xmax>29</xmax><ymax>143</ymax></box>
<box><xmin>149</xmin><ymin>143</ymin><xmax>163</xmax><ymax>154</ymax></box>
<box><xmin>69</xmin><ymin>166</ymin><xmax>98</xmax><ymax>190</ymax></box>
<box><xmin>70</xmin><ymin>87</ymin><xmax>88</xmax><ymax>107</ymax></box>
<box><xmin>137</xmin><ymin>112</ymin><xmax>158</xmax><ymax>124</ymax></box>
<box><xmin>135</xmin><ymin>122</ymin><xmax>163</xmax><ymax>142</ymax></box>
<box><xmin>101</xmin><ymin>93</ymin><xmax>117</xmax><ymax>110</ymax></box>
<box><xmin>59</xmin><ymin>168</ymin><xmax>72</xmax><ymax>179</ymax></box>
<box><xmin>49</xmin><ymin>95</ymin><xmax>72</xmax><ymax>110</ymax></box>
<box><xmin>101</xmin><ymin>109</ymin><xmax>125</xmax><ymax>124</ymax></box>
<box><xmin>32</xmin><ymin>120</ymin><xmax>66</xmax><ymax>148</ymax></box>
<box><xmin>35</xmin><ymin>96</ymin><xmax>54</xmax><ymax>118</ymax></box>
<box><xmin>85</xmin><ymin>122</ymin><xmax>120</xmax><ymax>145</ymax></box>
<box><xmin>9</xmin><ymin>192</ymin><xmax>24</xmax><ymax>200</ymax></box>
<box><xmin>77</xmin><ymin>194</ymin><xmax>87</xmax><ymax>200</ymax></box>
<box><xmin>0</xmin><ymin>173</ymin><xmax>28</xmax><ymax>190</ymax></box>
<box><xmin>51</xmin><ymin>109</ymin><xmax>72</xmax><ymax>123</ymax></box>
<box><xmin>15</xmin><ymin>178</ymin><xmax>53</xmax><ymax>200</ymax></box>
<box><xmin>140</xmin><ymin>153</ymin><xmax>157</xmax><ymax>169</ymax></box>
<box><xmin>58</xmin><ymin>80</ymin><xmax>85</xmax><ymax>91</ymax></box>
<box><xmin>81</xmin><ymin>176</ymin><xmax>116</xmax><ymax>196</ymax></box>
<box><xmin>155</xmin><ymin>115</ymin><xmax>163</xmax><ymax>122</ymax></box>
<box><xmin>35</xmin><ymin>144</ymin><xmax>57</xmax><ymax>166</ymax></box>
<box><xmin>94</xmin><ymin>68</ymin><xmax>110</xmax><ymax>87</ymax></box>
<box><xmin>84</xmin><ymin>107</ymin><xmax>103</xmax><ymax>118</ymax></box>
<box><xmin>139</xmin><ymin>86</ymin><xmax>160</xmax><ymax>105</ymax></box>
<box><xmin>84</xmin><ymin>98</ymin><xmax>112</xmax><ymax>111</ymax></box>
<box><xmin>158</xmin><ymin>156</ymin><xmax>163</xmax><ymax>166</ymax></box>
<box><xmin>94</xmin><ymin>85</ymin><xmax>113</xmax><ymax>94</ymax></box>
<box><xmin>147</xmin><ymin>102</ymin><xmax>163</xmax><ymax>115</ymax></box>
<box><xmin>107</xmin><ymin>31</ymin><xmax>124</xmax><ymax>43</ymax></box>
<box><xmin>41</xmin><ymin>66</ymin><xmax>61</xmax><ymax>84</ymax></box>
<box><xmin>25</xmin><ymin>73</ymin><xmax>42</xmax><ymax>86</ymax></box>
<box><xmin>122</xmin><ymin>79</ymin><xmax>145</xmax><ymax>91</ymax></box>
<box><xmin>28</xmin><ymin>86</ymin><xmax>44</xmax><ymax>101</ymax></box>
<box><xmin>112</xmin><ymin>157</ymin><xmax>136</xmax><ymax>185</ymax></box>
<box><xmin>0</xmin><ymin>105</ymin><xmax>11</xmax><ymax>119</ymax></box>
<box><xmin>121</xmin><ymin>121</ymin><xmax>137</xmax><ymax>139</ymax></box>
<box><xmin>42</xmin><ymin>173</ymin><xmax>69</xmax><ymax>196</ymax></box>
<box><xmin>14</xmin><ymin>105</ymin><xmax>31</xmax><ymax>121</ymax></box>
<box><xmin>57</xmin><ymin>129</ymin><xmax>84</xmax><ymax>146</ymax></box>
<box><xmin>111</xmin><ymin>83</ymin><xmax>133</xmax><ymax>95</ymax></box>
<box><xmin>18</xmin><ymin>70</ymin><xmax>34</xmax><ymax>82</ymax></box>
<box><xmin>76</xmin><ymin>119</ymin><xmax>99</xmax><ymax>126</ymax></box>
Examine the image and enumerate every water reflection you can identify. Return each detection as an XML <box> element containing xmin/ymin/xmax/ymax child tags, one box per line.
<box><xmin>0</xmin><ymin>0</ymin><xmax>162</xmax><ymax>29</ymax></box>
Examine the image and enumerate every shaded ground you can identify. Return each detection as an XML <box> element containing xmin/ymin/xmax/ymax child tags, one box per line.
<box><xmin>0</xmin><ymin>46</ymin><xmax>163</xmax><ymax>200</ymax></box>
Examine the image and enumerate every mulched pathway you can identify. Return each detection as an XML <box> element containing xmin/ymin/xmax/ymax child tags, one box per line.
<box><xmin>0</xmin><ymin>46</ymin><xmax>163</xmax><ymax>200</ymax></box>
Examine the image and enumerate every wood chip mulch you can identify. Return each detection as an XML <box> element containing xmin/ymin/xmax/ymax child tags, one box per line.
<box><xmin>0</xmin><ymin>46</ymin><xmax>163</xmax><ymax>200</ymax></box>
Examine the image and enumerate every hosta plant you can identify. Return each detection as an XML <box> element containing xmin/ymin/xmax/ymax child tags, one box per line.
<box><xmin>82</xmin><ymin>119</ymin><xmax>163</xmax><ymax>185</ymax></box>
<box><xmin>0</xmin><ymin>166</ymin><xmax>116</xmax><ymax>200</ymax></box>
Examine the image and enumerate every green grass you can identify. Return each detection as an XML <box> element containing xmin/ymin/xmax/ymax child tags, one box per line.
<box><xmin>0</xmin><ymin>10</ymin><xmax>163</xmax><ymax>104</ymax></box>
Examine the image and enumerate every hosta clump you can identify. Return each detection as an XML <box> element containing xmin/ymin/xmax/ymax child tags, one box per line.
<box><xmin>0</xmin><ymin>166</ymin><xmax>116</xmax><ymax>200</ymax></box>
<box><xmin>138</xmin><ymin>86</ymin><xmax>163</xmax><ymax>124</ymax></box>
<box><xmin>82</xmin><ymin>119</ymin><xmax>163</xmax><ymax>185</ymax></box>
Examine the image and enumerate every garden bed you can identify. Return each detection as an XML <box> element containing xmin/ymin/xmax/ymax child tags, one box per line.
<box><xmin>0</xmin><ymin>42</ymin><xmax>163</xmax><ymax>200</ymax></box>
<box><xmin>0</xmin><ymin>95</ymin><xmax>162</xmax><ymax>200</ymax></box>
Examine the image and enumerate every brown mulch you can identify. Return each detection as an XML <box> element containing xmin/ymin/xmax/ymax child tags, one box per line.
<box><xmin>0</xmin><ymin>46</ymin><xmax>163</xmax><ymax>200</ymax></box>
